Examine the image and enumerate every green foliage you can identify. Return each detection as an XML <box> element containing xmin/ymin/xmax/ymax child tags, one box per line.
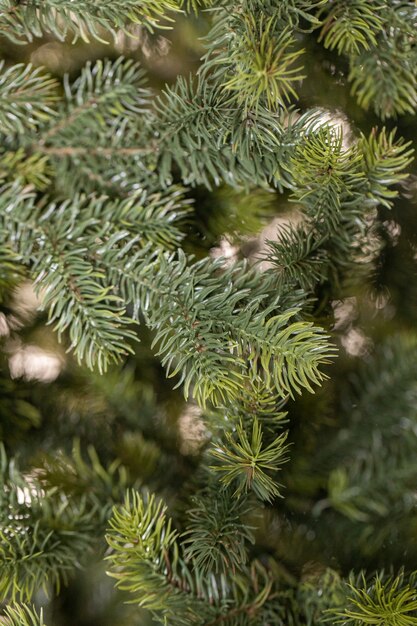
<box><xmin>0</xmin><ymin>445</ymin><xmax>97</xmax><ymax>602</ymax></box>
<box><xmin>106</xmin><ymin>490</ymin><xmax>208</xmax><ymax>623</ymax></box>
<box><xmin>182</xmin><ymin>487</ymin><xmax>254</xmax><ymax>575</ymax></box>
<box><xmin>331</xmin><ymin>571</ymin><xmax>417</xmax><ymax>626</ymax></box>
<box><xmin>0</xmin><ymin>62</ymin><xmax>58</xmax><ymax>135</ymax></box>
<box><xmin>154</xmin><ymin>76</ymin><xmax>234</xmax><ymax>188</ymax></box>
<box><xmin>221</xmin><ymin>17</ymin><xmax>305</xmax><ymax>110</ymax></box>
<box><xmin>0</xmin><ymin>1</ymin><xmax>417</xmax><ymax>624</ymax></box>
<box><xmin>0</xmin><ymin>0</ymin><xmax>180</xmax><ymax>44</ymax></box>
<box><xmin>106</xmin><ymin>490</ymin><xmax>281</xmax><ymax>625</ymax></box>
<box><xmin>277</xmin><ymin>125</ymin><xmax>413</xmax><ymax>293</ymax></box>
<box><xmin>266</xmin><ymin>225</ymin><xmax>328</xmax><ymax>292</ymax></box>
<box><xmin>0</xmin><ymin>435</ymin><xmax>140</xmax><ymax>604</ymax></box>
<box><xmin>0</xmin><ymin>57</ymin><xmax>337</xmax><ymax>400</ymax></box>
<box><xmin>210</xmin><ymin>419</ymin><xmax>289</xmax><ymax>502</ymax></box>
<box><xmin>0</xmin><ymin>183</ymin><xmax>190</xmax><ymax>372</ymax></box>
<box><xmin>37</xmin><ymin>439</ymin><xmax>132</xmax><ymax>507</ymax></box>
<box><xmin>0</xmin><ymin>604</ymin><xmax>45</xmax><ymax>626</ymax></box>
<box><xmin>154</xmin><ymin>75</ymin><xmax>315</xmax><ymax>189</ymax></box>
<box><xmin>140</xmin><ymin>252</ymin><xmax>335</xmax><ymax>406</ymax></box>
<box><xmin>3</xmin><ymin>55</ymin><xmax>410</xmax><ymax>399</ymax></box>
<box><xmin>34</xmin><ymin>57</ymin><xmax>153</xmax><ymax>195</ymax></box>
<box><xmin>315</xmin><ymin>1</ymin><xmax>417</xmax><ymax>119</ymax></box>
<box><xmin>317</xmin><ymin>1</ymin><xmax>385</xmax><ymax>55</ymax></box>
<box><xmin>0</xmin><ymin>57</ymin><xmax>155</xmax><ymax>195</ymax></box>
<box><xmin>316</xmin><ymin>335</ymin><xmax>417</xmax><ymax>527</ymax></box>
<box><xmin>348</xmin><ymin>34</ymin><xmax>417</xmax><ymax>120</ymax></box>
<box><xmin>0</xmin><ymin>186</ymin><xmax>137</xmax><ymax>373</ymax></box>
<box><xmin>294</xmin><ymin>568</ymin><xmax>345</xmax><ymax>626</ymax></box>
<box><xmin>359</xmin><ymin>128</ymin><xmax>413</xmax><ymax>209</ymax></box>
<box><xmin>289</xmin><ymin>126</ymin><xmax>365</xmax><ymax>231</ymax></box>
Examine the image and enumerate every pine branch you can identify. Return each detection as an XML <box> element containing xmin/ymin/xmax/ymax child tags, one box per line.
<box><xmin>265</xmin><ymin>225</ymin><xmax>329</xmax><ymax>292</ymax></box>
<box><xmin>289</xmin><ymin>126</ymin><xmax>366</xmax><ymax>232</ymax></box>
<box><xmin>37</xmin><ymin>57</ymin><xmax>150</xmax><ymax>146</ymax></box>
<box><xmin>106</xmin><ymin>490</ymin><xmax>280</xmax><ymax>625</ymax></box>
<box><xmin>331</xmin><ymin>570</ymin><xmax>417</xmax><ymax>626</ymax></box>
<box><xmin>317</xmin><ymin>0</ymin><xmax>385</xmax><ymax>55</ymax></box>
<box><xmin>0</xmin><ymin>62</ymin><xmax>58</xmax><ymax>134</ymax></box>
<box><xmin>0</xmin><ymin>185</ymin><xmax>136</xmax><ymax>373</ymax></box>
<box><xmin>0</xmin><ymin>58</ymin><xmax>156</xmax><ymax>195</ymax></box>
<box><xmin>154</xmin><ymin>76</ymin><xmax>235</xmax><ymax>188</ymax></box>
<box><xmin>155</xmin><ymin>74</ymin><xmax>318</xmax><ymax>189</ymax></box>
<box><xmin>349</xmin><ymin>32</ymin><xmax>417</xmax><ymax>119</ymax></box>
<box><xmin>359</xmin><ymin>128</ymin><xmax>414</xmax><ymax>208</ymax></box>
<box><xmin>210</xmin><ymin>419</ymin><xmax>289</xmax><ymax>502</ymax></box>
<box><xmin>181</xmin><ymin>487</ymin><xmax>254</xmax><ymax>575</ymax></box>
<box><xmin>130</xmin><ymin>252</ymin><xmax>335</xmax><ymax>406</ymax></box>
<box><xmin>315</xmin><ymin>1</ymin><xmax>417</xmax><ymax>118</ymax></box>
<box><xmin>221</xmin><ymin>17</ymin><xmax>305</xmax><ymax>110</ymax></box>
<box><xmin>0</xmin><ymin>445</ymin><xmax>98</xmax><ymax>602</ymax></box>
<box><xmin>202</xmin><ymin>8</ymin><xmax>305</xmax><ymax>111</ymax></box>
<box><xmin>279</xmin><ymin>125</ymin><xmax>412</xmax><ymax>292</ymax></box>
<box><xmin>36</xmin><ymin>439</ymin><xmax>134</xmax><ymax>514</ymax></box>
<box><xmin>106</xmin><ymin>490</ymin><xmax>215</xmax><ymax>625</ymax></box>
<box><xmin>0</xmin><ymin>183</ymin><xmax>190</xmax><ymax>372</ymax></box>
<box><xmin>1</xmin><ymin>604</ymin><xmax>45</xmax><ymax>626</ymax></box>
<box><xmin>0</xmin><ymin>58</ymin><xmax>324</xmax><ymax>200</ymax></box>
<box><xmin>313</xmin><ymin>336</ymin><xmax>417</xmax><ymax>527</ymax></box>
<box><xmin>0</xmin><ymin>3</ymin><xmax>417</xmax><ymax>625</ymax></box>
<box><xmin>91</xmin><ymin>236</ymin><xmax>333</xmax><ymax>406</ymax></box>
<box><xmin>0</xmin><ymin>0</ymin><xmax>180</xmax><ymax>44</ymax></box>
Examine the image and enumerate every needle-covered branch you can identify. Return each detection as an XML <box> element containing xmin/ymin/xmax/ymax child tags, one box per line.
<box><xmin>0</xmin><ymin>0</ymin><xmax>181</xmax><ymax>44</ymax></box>
<box><xmin>0</xmin><ymin>604</ymin><xmax>45</xmax><ymax>626</ymax></box>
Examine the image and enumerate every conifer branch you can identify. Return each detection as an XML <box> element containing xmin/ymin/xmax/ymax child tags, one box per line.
<box><xmin>316</xmin><ymin>1</ymin><xmax>417</xmax><ymax>118</ymax></box>
<box><xmin>220</xmin><ymin>18</ymin><xmax>305</xmax><ymax>110</ymax></box>
<box><xmin>182</xmin><ymin>488</ymin><xmax>254</xmax><ymax>575</ymax></box>
<box><xmin>313</xmin><ymin>336</ymin><xmax>417</xmax><ymax>532</ymax></box>
<box><xmin>359</xmin><ymin>128</ymin><xmax>414</xmax><ymax>208</ymax></box>
<box><xmin>317</xmin><ymin>1</ymin><xmax>385</xmax><ymax>55</ymax></box>
<box><xmin>210</xmin><ymin>419</ymin><xmax>289</xmax><ymax>502</ymax></box>
<box><xmin>0</xmin><ymin>604</ymin><xmax>45</xmax><ymax>626</ymax></box>
<box><xmin>106</xmin><ymin>490</ymin><xmax>214</xmax><ymax>624</ymax></box>
<box><xmin>0</xmin><ymin>0</ymin><xmax>180</xmax><ymax>44</ymax></box>
<box><xmin>106</xmin><ymin>490</ymin><xmax>281</xmax><ymax>625</ymax></box>
<box><xmin>0</xmin><ymin>445</ymin><xmax>97</xmax><ymax>602</ymax></box>
<box><xmin>348</xmin><ymin>33</ymin><xmax>417</xmax><ymax>120</ymax></box>
<box><xmin>0</xmin><ymin>62</ymin><xmax>58</xmax><ymax>134</ymax></box>
<box><xmin>37</xmin><ymin>439</ymin><xmax>133</xmax><ymax>511</ymax></box>
<box><xmin>331</xmin><ymin>570</ymin><xmax>417</xmax><ymax>626</ymax></box>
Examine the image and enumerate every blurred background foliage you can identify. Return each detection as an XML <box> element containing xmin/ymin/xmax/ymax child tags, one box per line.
<box><xmin>1</xmin><ymin>4</ymin><xmax>417</xmax><ymax>625</ymax></box>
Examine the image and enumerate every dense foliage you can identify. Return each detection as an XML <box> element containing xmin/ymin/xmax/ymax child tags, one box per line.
<box><xmin>1</xmin><ymin>1</ymin><xmax>417</xmax><ymax>625</ymax></box>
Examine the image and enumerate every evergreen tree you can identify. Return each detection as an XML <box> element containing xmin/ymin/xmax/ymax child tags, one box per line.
<box><xmin>0</xmin><ymin>1</ymin><xmax>417</xmax><ymax>624</ymax></box>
